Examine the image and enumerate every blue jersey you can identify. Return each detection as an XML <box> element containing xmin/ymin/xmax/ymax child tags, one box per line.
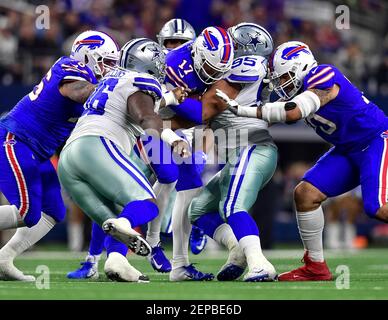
<box><xmin>0</xmin><ymin>56</ymin><xmax>97</xmax><ymax>160</ymax></box>
<box><xmin>304</xmin><ymin>64</ymin><xmax>388</xmax><ymax>152</ymax></box>
<box><xmin>165</xmin><ymin>41</ymin><xmax>207</xmax><ymax>94</ymax></box>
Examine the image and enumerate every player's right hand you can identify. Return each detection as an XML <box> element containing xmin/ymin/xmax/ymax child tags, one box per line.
<box><xmin>172</xmin><ymin>140</ymin><xmax>191</xmax><ymax>158</ymax></box>
<box><xmin>261</xmin><ymin>77</ymin><xmax>274</xmax><ymax>104</ymax></box>
<box><xmin>215</xmin><ymin>89</ymin><xmax>239</xmax><ymax>115</ymax></box>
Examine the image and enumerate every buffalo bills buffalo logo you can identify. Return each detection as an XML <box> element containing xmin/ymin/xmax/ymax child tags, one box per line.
<box><xmin>281</xmin><ymin>45</ymin><xmax>310</xmax><ymax>60</ymax></box>
<box><xmin>74</xmin><ymin>35</ymin><xmax>105</xmax><ymax>52</ymax></box>
<box><xmin>202</xmin><ymin>30</ymin><xmax>219</xmax><ymax>51</ymax></box>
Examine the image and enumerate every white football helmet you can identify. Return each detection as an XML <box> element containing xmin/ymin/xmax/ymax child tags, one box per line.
<box><xmin>270</xmin><ymin>41</ymin><xmax>317</xmax><ymax>100</ymax></box>
<box><xmin>192</xmin><ymin>26</ymin><xmax>234</xmax><ymax>84</ymax></box>
<box><xmin>157</xmin><ymin>19</ymin><xmax>196</xmax><ymax>49</ymax></box>
<box><xmin>70</xmin><ymin>30</ymin><xmax>120</xmax><ymax>79</ymax></box>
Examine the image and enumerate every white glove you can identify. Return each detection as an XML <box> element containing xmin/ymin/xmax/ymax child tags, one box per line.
<box><xmin>215</xmin><ymin>89</ymin><xmax>239</xmax><ymax>114</ymax></box>
<box><xmin>215</xmin><ymin>89</ymin><xmax>258</xmax><ymax>118</ymax></box>
<box><xmin>260</xmin><ymin>77</ymin><xmax>274</xmax><ymax>104</ymax></box>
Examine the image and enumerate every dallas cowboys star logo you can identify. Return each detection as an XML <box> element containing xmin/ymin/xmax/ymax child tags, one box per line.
<box><xmin>247</xmin><ymin>33</ymin><xmax>263</xmax><ymax>50</ymax></box>
<box><xmin>150</xmin><ymin>45</ymin><xmax>161</xmax><ymax>60</ymax></box>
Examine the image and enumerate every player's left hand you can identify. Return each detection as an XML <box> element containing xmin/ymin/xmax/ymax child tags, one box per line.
<box><xmin>215</xmin><ymin>89</ymin><xmax>239</xmax><ymax>115</ymax></box>
<box><xmin>172</xmin><ymin>87</ymin><xmax>190</xmax><ymax>103</ymax></box>
<box><xmin>172</xmin><ymin>140</ymin><xmax>191</xmax><ymax>158</ymax></box>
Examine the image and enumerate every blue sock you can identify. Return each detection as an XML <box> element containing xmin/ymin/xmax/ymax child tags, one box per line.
<box><xmin>89</xmin><ymin>222</ymin><xmax>106</xmax><ymax>256</ymax></box>
<box><xmin>194</xmin><ymin>211</ymin><xmax>224</xmax><ymax>238</ymax></box>
<box><xmin>104</xmin><ymin>235</ymin><xmax>128</xmax><ymax>257</ymax></box>
<box><xmin>118</xmin><ymin>200</ymin><xmax>158</xmax><ymax>228</ymax></box>
<box><xmin>227</xmin><ymin>211</ymin><xmax>259</xmax><ymax>241</ymax></box>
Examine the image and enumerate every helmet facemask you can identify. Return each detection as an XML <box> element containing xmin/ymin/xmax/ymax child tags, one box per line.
<box><xmin>271</xmin><ymin>65</ymin><xmax>302</xmax><ymax>100</ymax></box>
<box><xmin>192</xmin><ymin>43</ymin><xmax>230</xmax><ymax>85</ymax></box>
<box><xmin>88</xmin><ymin>51</ymin><xmax>119</xmax><ymax>79</ymax></box>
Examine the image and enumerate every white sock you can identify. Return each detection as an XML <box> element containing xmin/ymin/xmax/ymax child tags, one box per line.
<box><xmin>147</xmin><ymin>181</ymin><xmax>176</xmax><ymax>247</ymax></box>
<box><xmin>0</xmin><ymin>212</ymin><xmax>55</xmax><ymax>261</ymax></box>
<box><xmin>344</xmin><ymin>222</ymin><xmax>356</xmax><ymax>249</ymax></box>
<box><xmin>297</xmin><ymin>206</ymin><xmax>324</xmax><ymax>262</ymax></box>
<box><xmin>86</xmin><ymin>253</ymin><xmax>101</xmax><ymax>265</ymax></box>
<box><xmin>171</xmin><ymin>187</ymin><xmax>202</xmax><ymax>269</ymax></box>
<box><xmin>325</xmin><ymin>222</ymin><xmax>341</xmax><ymax>249</ymax></box>
<box><xmin>67</xmin><ymin>222</ymin><xmax>84</xmax><ymax>252</ymax></box>
<box><xmin>238</xmin><ymin>235</ymin><xmax>267</xmax><ymax>270</ymax></box>
<box><xmin>213</xmin><ymin>223</ymin><xmax>238</xmax><ymax>251</ymax></box>
<box><xmin>0</xmin><ymin>205</ymin><xmax>24</xmax><ymax>230</ymax></box>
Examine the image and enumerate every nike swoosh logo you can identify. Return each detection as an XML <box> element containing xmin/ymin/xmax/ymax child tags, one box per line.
<box><xmin>195</xmin><ymin>237</ymin><xmax>207</xmax><ymax>250</ymax></box>
<box><xmin>241</xmin><ymin>69</ymin><xmax>250</xmax><ymax>73</ymax></box>
<box><xmin>311</xmin><ymin>68</ymin><xmax>318</xmax><ymax>74</ymax></box>
<box><xmin>152</xmin><ymin>257</ymin><xmax>164</xmax><ymax>270</ymax></box>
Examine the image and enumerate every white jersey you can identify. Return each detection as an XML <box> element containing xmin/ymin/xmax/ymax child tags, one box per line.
<box><xmin>65</xmin><ymin>68</ymin><xmax>162</xmax><ymax>154</ymax></box>
<box><xmin>210</xmin><ymin>55</ymin><xmax>274</xmax><ymax>150</ymax></box>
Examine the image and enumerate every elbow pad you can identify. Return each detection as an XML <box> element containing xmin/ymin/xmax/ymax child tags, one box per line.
<box><xmin>261</xmin><ymin>101</ymin><xmax>287</xmax><ymax>123</ymax></box>
<box><xmin>291</xmin><ymin>90</ymin><xmax>321</xmax><ymax>118</ymax></box>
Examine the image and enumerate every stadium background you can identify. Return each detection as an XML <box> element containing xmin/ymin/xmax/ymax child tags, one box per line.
<box><xmin>1</xmin><ymin>0</ymin><xmax>388</xmax><ymax>252</ymax></box>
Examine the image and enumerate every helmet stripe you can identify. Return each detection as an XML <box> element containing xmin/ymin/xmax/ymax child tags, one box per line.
<box><xmin>216</xmin><ymin>27</ymin><xmax>231</xmax><ymax>64</ymax></box>
<box><xmin>174</xmin><ymin>19</ymin><xmax>178</xmax><ymax>33</ymax></box>
<box><xmin>284</xmin><ymin>45</ymin><xmax>307</xmax><ymax>59</ymax></box>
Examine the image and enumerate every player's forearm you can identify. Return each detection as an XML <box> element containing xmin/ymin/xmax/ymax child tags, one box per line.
<box><xmin>170</xmin><ymin>98</ymin><xmax>203</xmax><ymax>125</ymax></box>
<box><xmin>59</xmin><ymin>80</ymin><xmax>96</xmax><ymax>103</ymax></box>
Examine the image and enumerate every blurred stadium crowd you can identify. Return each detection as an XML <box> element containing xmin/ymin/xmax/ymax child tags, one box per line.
<box><xmin>1</xmin><ymin>0</ymin><xmax>388</xmax><ymax>249</ymax></box>
<box><xmin>0</xmin><ymin>0</ymin><xmax>388</xmax><ymax>93</ymax></box>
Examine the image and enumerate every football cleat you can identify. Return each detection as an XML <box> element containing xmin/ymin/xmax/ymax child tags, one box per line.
<box><xmin>217</xmin><ymin>244</ymin><xmax>247</xmax><ymax>281</ymax></box>
<box><xmin>102</xmin><ymin>218</ymin><xmax>151</xmax><ymax>256</ymax></box>
<box><xmin>278</xmin><ymin>251</ymin><xmax>333</xmax><ymax>281</ymax></box>
<box><xmin>169</xmin><ymin>264</ymin><xmax>214</xmax><ymax>281</ymax></box>
<box><xmin>0</xmin><ymin>260</ymin><xmax>35</xmax><ymax>282</ymax></box>
<box><xmin>217</xmin><ymin>264</ymin><xmax>246</xmax><ymax>281</ymax></box>
<box><xmin>148</xmin><ymin>243</ymin><xmax>172</xmax><ymax>273</ymax></box>
<box><xmin>104</xmin><ymin>252</ymin><xmax>149</xmax><ymax>283</ymax></box>
<box><xmin>243</xmin><ymin>266</ymin><xmax>278</xmax><ymax>282</ymax></box>
<box><xmin>67</xmin><ymin>261</ymin><xmax>99</xmax><ymax>280</ymax></box>
<box><xmin>190</xmin><ymin>225</ymin><xmax>207</xmax><ymax>255</ymax></box>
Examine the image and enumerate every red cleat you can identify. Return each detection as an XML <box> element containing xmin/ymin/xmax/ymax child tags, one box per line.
<box><xmin>278</xmin><ymin>251</ymin><xmax>333</xmax><ymax>281</ymax></box>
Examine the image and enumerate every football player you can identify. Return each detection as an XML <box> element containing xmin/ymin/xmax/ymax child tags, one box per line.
<box><xmin>217</xmin><ymin>40</ymin><xmax>388</xmax><ymax>281</ymax></box>
<box><xmin>58</xmin><ymin>38</ymin><xmax>191</xmax><ymax>282</ymax></box>
<box><xmin>0</xmin><ymin>30</ymin><xmax>119</xmax><ymax>281</ymax></box>
<box><xmin>162</xmin><ymin>26</ymin><xmax>235</xmax><ymax>281</ymax></box>
<box><xmin>66</xmin><ymin>19</ymin><xmax>198</xmax><ymax>280</ymax></box>
<box><xmin>186</xmin><ymin>23</ymin><xmax>278</xmax><ymax>281</ymax></box>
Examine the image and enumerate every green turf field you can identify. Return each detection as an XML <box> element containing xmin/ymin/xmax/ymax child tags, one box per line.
<box><xmin>1</xmin><ymin>248</ymin><xmax>388</xmax><ymax>300</ymax></box>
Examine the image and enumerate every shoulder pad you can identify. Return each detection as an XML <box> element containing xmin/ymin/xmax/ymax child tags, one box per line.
<box><xmin>226</xmin><ymin>55</ymin><xmax>267</xmax><ymax>84</ymax></box>
<box><xmin>133</xmin><ymin>73</ymin><xmax>163</xmax><ymax>101</ymax></box>
<box><xmin>304</xmin><ymin>64</ymin><xmax>336</xmax><ymax>90</ymax></box>
<box><xmin>56</xmin><ymin>56</ymin><xmax>97</xmax><ymax>84</ymax></box>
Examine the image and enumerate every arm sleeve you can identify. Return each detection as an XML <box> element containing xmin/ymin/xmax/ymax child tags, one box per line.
<box><xmin>170</xmin><ymin>98</ymin><xmax>202</xmax><ymax>124</ymax></box>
